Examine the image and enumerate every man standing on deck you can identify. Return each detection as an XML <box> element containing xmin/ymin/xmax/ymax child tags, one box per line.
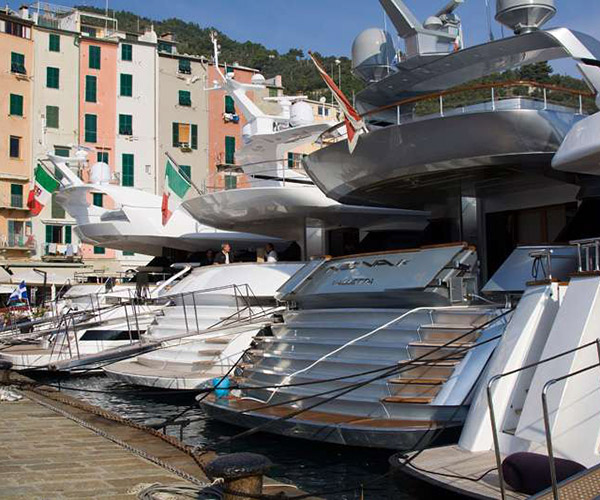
<box><xmin>265</xmin><ymin>243</ymin><xmax>278</xmax><ymax>263</ymax></box>
<box><xmin>215</xmin><ymin>243</ymin><xmax>234</xmax><ymax>265</ymax></box>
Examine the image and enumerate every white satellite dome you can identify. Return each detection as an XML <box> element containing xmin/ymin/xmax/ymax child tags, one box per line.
<box><xmin>251</xmin><ymin>73</ymin><xmax>266</xmax><ymax>84</ymax></box>
<box><xmin>290</xmin><ymin>101</ymin><xmax>314</xmax><ymax>127</ymax></box>
<box><xmin>90</xmin><ymin>162</ymin><xmax>111</xmax><ymax>185</ymax></box>
<box><xmin>352</xmin><ymin>28</ymin><xmax>396</xmax><ymax>83</ymax></box>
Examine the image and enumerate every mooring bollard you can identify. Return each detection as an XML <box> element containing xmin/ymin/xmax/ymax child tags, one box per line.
<box><xmin>206</xmin><ymin>452</ymin><xmax>272</xmax><ymax>500</ymax></box>
<box><xmin>0</xmin><ymin>360</ymin><xmax>13</xmax><ymax>385</ymax></box>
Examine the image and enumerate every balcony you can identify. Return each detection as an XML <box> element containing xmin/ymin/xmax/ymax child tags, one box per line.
<box><xmin>0</xmin><ymin>235</ymin><xmax>35</xmax><ymax>254</ymax></box>
<box><xmin>0</xmin><ymin>195</ymin><xmax>28</xmax><ymax>212</ymax></box>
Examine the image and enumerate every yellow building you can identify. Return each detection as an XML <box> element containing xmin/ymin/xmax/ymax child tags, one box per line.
<box><xmin>0</xmin><ymin>9</ymin><xmax>34</xmax><ymax>260</ymax></box>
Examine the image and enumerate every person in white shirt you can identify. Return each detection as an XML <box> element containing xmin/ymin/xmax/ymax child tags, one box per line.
<box><xmin>215</xmin><ymin>243</ymin><xmax>234</xmax><ymax>265</ymax></box>
<box><xmin>265</xmin><ymin>243</ymin><xmax>278</xmax><ymax>263</ymax></box>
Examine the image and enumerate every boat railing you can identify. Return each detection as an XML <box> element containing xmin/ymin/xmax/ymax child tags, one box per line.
<box><xmin>320</xmin><ymin>80</ymin><xmax>596</xmax><ymax>142</ymax></box>
<box><xmin>487</xmin><ymin>339</ymin><xmax>600</xmax><ymax>500</ymax></box>
<box><xmin>570</xmin><ymin>238</ymin><xmax>600</xmax><ymax>273</ymax></box>
<box><xmin>203</xmin><ymin>158</ymin><xmax>312</xmax><ymax>194</ymax></box>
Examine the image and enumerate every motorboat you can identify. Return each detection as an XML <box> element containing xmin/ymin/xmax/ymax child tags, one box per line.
<box><xmin>104</xmin><ymin>261</ymin><xmax>305</xmax><ymax>390</ymax></box>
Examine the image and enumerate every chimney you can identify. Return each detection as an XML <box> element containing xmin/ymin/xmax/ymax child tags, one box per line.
<box><xmin>19</xmin><ymin>4</ymin><xmax>28</xmax><ymax>20</ymax></box>
<box><xmin>160</xmin><ymin>32</ymin><xmax>175</xmax><ymax>42</ymax></box>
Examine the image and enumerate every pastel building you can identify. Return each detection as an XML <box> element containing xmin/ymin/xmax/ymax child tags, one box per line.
<box><xmin>31</xmin><ymin>17</ymin><xmax>80</xmax><ymax>260</ymax></box>
<box><xmin>0</xmin><ymin>8</ymin><xmax>34</xmax><ymax>260</ymax></box>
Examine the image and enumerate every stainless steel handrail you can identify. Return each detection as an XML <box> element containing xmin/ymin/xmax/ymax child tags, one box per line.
<box><xmin>487</xmin><ymin>339</ymin><xmax>600</xmax><ymax>500</ymax></box>
<box><xmin>541</xmin><ymin>339</ymin><xmax>600</xmax><ymax>500</ymax></box>
<box><xmin>570</xmin><ymin>238</ymin><xmax>600</xmax><ymax>273</ymax></box>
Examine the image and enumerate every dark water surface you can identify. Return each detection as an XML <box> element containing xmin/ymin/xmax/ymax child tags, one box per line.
<box><xmin>29</xmin><ymin>373</ymin><xmax>453</xmax><ymax>500</ymax></box>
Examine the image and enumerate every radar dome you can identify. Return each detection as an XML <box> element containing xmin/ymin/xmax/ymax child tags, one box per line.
<box><xmin>251</xmin><ymin>73</ymin><xmax>266</xmax><ymax>84</ymax></box>
<box><xmin>352</xmin><ymin>28</ymin><xmax>396</xmax><ymax>83</ymax></box>
<box><xmin>290</xmin><ymin>101</ymin><xmax>314</xmax><ymax>127</ymax></box>
<box><xmin>496</xmin><ymin>0</ymin><xmax>556</xmax><ymax>34</ymax></box>
<box><xmin>90</xmin><ymin>162</ymin><xmax>111</xmax><ymax>185</ymax></box>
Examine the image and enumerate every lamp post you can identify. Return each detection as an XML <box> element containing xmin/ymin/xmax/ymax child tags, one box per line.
<box><xmin>335</xmin><ymin>59</ymin><xmax>342</xmax><ymax>91</ymax></box>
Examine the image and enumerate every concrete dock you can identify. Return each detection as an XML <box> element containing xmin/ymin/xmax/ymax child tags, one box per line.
<box><xmin>0</xmin><ymin>378</ymin><xmax>315</xmax><ymax>499</ymax></box>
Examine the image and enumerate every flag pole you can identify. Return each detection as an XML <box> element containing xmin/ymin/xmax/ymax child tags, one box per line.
<box><xmin>164</xmin><ymin>152</ymin><xmax>205</xmax><ymax>196</ymax></box>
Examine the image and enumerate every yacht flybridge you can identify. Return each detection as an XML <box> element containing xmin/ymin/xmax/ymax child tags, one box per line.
<box><xmin>303</xmin><ymin>0</ymin><xmax>600</xmax><ymax>270</ymax></box>
<box><xmin>50</xmin><ymin>151</ymin><xmax>279</xmax><ymax>257</ymax></box>
<box><xmin>181</xmin><ymin>34</ymin><xmax>429</xmax><ymax>250</ymax></box>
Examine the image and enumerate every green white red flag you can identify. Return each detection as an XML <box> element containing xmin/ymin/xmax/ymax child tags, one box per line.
<box><xmin>27</xmin><ymin>165</ymin><xmax>60</xmax><ymax>216</ymax></box>
<box><xmin>162</xmin><ymin>158</ymin><xmax>191</xmax><ymax>226</ymax></box>
<box><xmin>308</xmin><ymin>51</ymin><xmax>367</xmax><ymax>154</ymax></box>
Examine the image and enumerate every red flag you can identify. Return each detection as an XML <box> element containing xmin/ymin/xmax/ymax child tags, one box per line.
<box><xmin>309</xmin><ymin>52</ymin><xmax>367</xmax><ymax>153</ymax></box>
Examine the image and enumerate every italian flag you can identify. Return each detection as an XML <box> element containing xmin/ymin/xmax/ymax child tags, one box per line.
<box><xmin>162</xmin><ymin>159</ymin><xmax>191</xmax><ymax>226</ymax></box>
<box><xmin>27</xmin><ymin>165</ymin><xmax>60</xmax><ymax>216</ymax></box>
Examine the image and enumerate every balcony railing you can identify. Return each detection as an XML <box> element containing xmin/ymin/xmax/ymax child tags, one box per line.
<box><xmin>321</xmin><ymin>80</ymin><xmax>597</xmax><ymax>142</ymax></box>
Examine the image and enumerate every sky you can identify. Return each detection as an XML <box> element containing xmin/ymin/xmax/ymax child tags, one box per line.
<box><xmin>11</xmin><ymin>0</ymin><xmax>600</xmax><ymax>74</ymax></box>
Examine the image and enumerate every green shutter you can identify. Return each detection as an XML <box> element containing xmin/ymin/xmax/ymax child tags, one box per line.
<box><xmin>84</xmin><ymin>114</ymin><xmax>97</xmax><ymax>143</ymax></box>
<box><xmin>65</xmin><ymin>226</ymin><xmax>72</xmax><ymax>244</ymax></box>
<box><xmin>93</xmin><ymin>246</ymin><xmax>105</xmax><ymax>254</ymax></box>
<box><xmin>9</xmin><ymin>136</ymin><xmax>20</xmax><ymax>158</ymax></box>
<box><xmin>287</xmin><ymin>152</ymin><xmax>294</xmax><ymax>169</ymax></box>
<box><xmin>179</xmin><ymin>165</ymin><xmax>191</xmax><ymax>179</ymax></box>
<box><xmin>85</xmin><ymin>75</ymin><xmax>97</xmax><ymax>102</ymax></box>
<box><xmin>49</xmin><ymin>33</ymin><xmax>60</xmax><ymax>52</ymax></box>
<box><xmin>178</xmin><ymin>59</ymin><xmax>191</xmax><ymax>73</ymax></box>
<box><xmin>89</xmin><ymin>45</ymin><xmax>101</xmax><ymax>69</ymax></box>
<box><xmin>172</xmin><ymin>122</ymin><xmax>179</xmax><ymax>147</ymax></box>
<box><xmin>9</xmin><ymin>94</ymin><xmax>23</xmax><ymax>116</ymax></box>
<box><xmin>11</xmin><ymin>52</ymin><xmax>25</xmax><ymax>74</ymax></box>
<box><xmin>122</xmin><ymin>154</ymin><xmax>134</xmax><ymax>187</ymax></box>
<box><xmin>191</xmin><ymin>124</ymin><xmax>198</xmax><ymax>150</ymax></box>
<box><xmin>120</xmin><ymin>73</ymin><xmax>132</xmax><ymax>97</ymax></box>
<box><xmin>225</xmin><ymin>174</ymin><xmax>237</xmax><ymax>190</ymax></box>
<box><xmin>10</xmin><ymin>184</ymin><xmax>23</xmax><ymax>207</ymax></box>
<box><xmin>225</xmin><ymin>136</ymin><xmax>235</xmax><ymax>164</ymax></box>
<box><xmin>225</xmin><ymin>95</ymin><xmax>235</xmax><ymax>114</ymax></box>
<box><xmin>121</xmin><ymin>44</ymin><xmax>132</xmax><ymax>61</ymax></box>
<box><xmin>51</xmin><ymin>193</ymin><xmax>65</xmax><ymax>219</ymax></box>
<box><xmin>179</xmin><ymin>90</ymin><xmax>191</xmax><ymax>106</ymax></box>
<box><xmin>97</xmin><ymin>151</ymin><xmax>109</xmax><ymax>164</ymax></box>
<box><xmin>92</xmin><ymin>193</ymin><xmax>103</xmax><ymax>207</ymax></box>
<box><xmin>119</xmin><ymin>114</ymin><xmax>132</xmax><ymax>135</ymax></box>
<box><xmin>54</xmin><ymin>146</ymin><xmax>69</xmax><ymax>157</ymax></box>
<box><xmin>45</xmin><ymin>225</ymin><xmax>53</xmax><ymax>244</ymax></box>
<box><xmin>46</xmin><ymin>67</ymin><xmax>59</xmax><ymax>89</ymax></box>
<box><xmin>46</xmin><ymin>106</ymin><xmax>59</xmax><ymax>128</ymax></box>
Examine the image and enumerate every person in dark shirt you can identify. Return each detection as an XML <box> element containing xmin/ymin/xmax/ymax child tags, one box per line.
<box><xmin>214</xmin><ymin>243</ymin><xmax>234</xmax><ymax>265</ymax></box>
<box><xmin>204</xmin><ymin>249</ymin><xmax>215</xmax><ymax>266</ymax></box>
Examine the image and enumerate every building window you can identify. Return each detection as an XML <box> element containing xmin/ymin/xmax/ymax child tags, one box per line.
<box><xmin>287</xmin><ymin>152</ymin><xmax>307</xmax><ymax>169</ymax></box>
<box><xmin>8</xmin><ymin>220</ymin><xmax>25</xmax><ymax>247</ymax></box>
<box><xmin>318</xmin><ymin>106</ymin><xmax>330</xmax><ymax>117</ymax></box>
<box><xmin>178</xmin><ymin>59</ymin><xmax>191</xmax><ymax>74</ymax></box>
<box><xmin>179</xmin><ymin>90</ymin><xmax>191</xmax><ymax>107</ymax></box>
<box><xmin>120</xmin><ymin>73</ymin><xmax>132</xmax><ymax>97</ymax></box>
<box><xmin>10</xmin><ymin>52</ymin><xmax>25</xmax><ymax>74</ymax></box>
<box><xmin>46</xmin><ymin>106</ymin><xmax>59</xmax><ymax>128</ymax></box>
<box><xmin>172</xmin><ymin>123</ymin><xmax>197</xmax><ymax>149</ymax></box>
<box><xmin>46</xmin><ymin>67</ymin><xmax>60</xmax><ymax>89</ymax></box>
<box><xmin>269</xmin><ymin>87</ymin><xmax>278</xmax><ymax>98</ymax></box>
<box><xmin>179</xmin><ymin>165</ymin><xmax>191</xmax><ymax>179</ymax></box>
<box><xmin>9</xmin><ymin>136</ymin><xmax>20</xmax><ymax>158</ymax></box>
<box><xmin>92</xmin><ymin>193</ymin><xmax>103</xmax><ymax>207</ymax></box>
<box><xmin>122</xmin><ymin>154</ymin><xmax>134</xmax><ymax>186</ymax></box>
<box><xmin>51</xmin><ymin>193</ymin><xmax>65</xmax><ymax>219</ymax></box>
<box><xmin>97</xmin><ymin>151</ymin><xmax>109</xmax><ymax>164</ymax></box>
<box><xmin>10</xmin><ymin>184</ymin><xmax>23</xmax><ymax>208</ymax></box>
<box><xmin>123</xmin><ymin>250</ymin><xmax>135</xmax><ymax>256</ymax></box>
<box><xmin>65</xmin><ymin>225</ymin><xmax>72</xmax><ymax>244</ymax></box>
<box><xmin>54</xmin><ymin>146</ymin><xmax>70</xmax><ymax>157</ymax></box>
<box><xmin>89</xmin><ymin>45</ymin><xmax>101</xmax><ymax>69</ymax></box>
<box><xmin>5</xmin><ymin>21</ymin><xmax>30</xmax><ymax>39</ymax></box>
<box><xmin>84</xmin><ymin>114</ymin><xmax>97</xmax><ymax>143</ymax></box>
<box><xmin>224</xmin><ymin>174</ymin><xmax>237</xmax><ymax>190</ymax></box>
<box><xmin>121</xmin><ymin>43</ymin><xmax>132</xmax><ymax>61</ymax></box>
<box><xmin>85</xmin><ymin>75</ymin><xmax>97</xmax><ymax>102</ymax></box>
<box><xmin>119</xmin><ymin>114</ymin><xmax>133</xmax><ymax>135</ymax></box>
<box><xmin>224</xmin><ymin>95</ymin><xmax>235</xmax><ymax>114</ymax></box>
<box><xmin>225</xmin><ymin>136</ymin><xmax>235</xmax><ymax>165</ymax></box>
<box><xmin>49</xmin><ymin>33</ymin><xmax>60</xmax><ymax>52</ymax></box>
<box><xmin>94</xmin><ymin>246</ymin><xmax>105</xmax><ymax>254</ymax></box>
<box><xmin>45</xmin><ymin>224</ymin><xmax>62</xmax><ymax>244</ymax></box>
<box><xmin>158</xmin><ymin>41</ymin><xmax>173</xmax><ymax>54</ymax></box>
<box><xmin>9</xmin><ymin>94</ymin><xmax>23</xmax><ymax>116</ymax></box>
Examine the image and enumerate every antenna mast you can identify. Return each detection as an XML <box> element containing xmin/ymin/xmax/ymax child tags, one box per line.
<box><xmin>485</xmin><ymin>0</ymin><xmax>495</xmax><ymax>41</ymax></box>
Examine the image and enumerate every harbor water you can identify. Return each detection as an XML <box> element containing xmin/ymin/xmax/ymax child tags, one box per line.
<box><xmin>29</xmin><ymin>373</ymin><xmax>449</xmax><ymax>500</ymax></box>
